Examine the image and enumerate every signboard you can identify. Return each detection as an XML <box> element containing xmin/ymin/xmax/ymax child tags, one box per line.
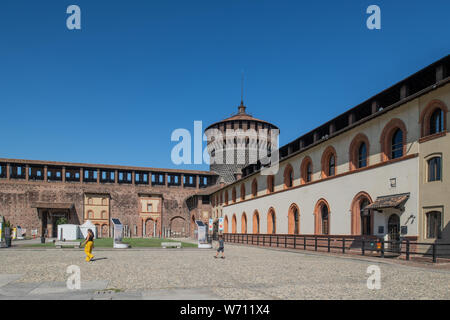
<box><xmin>208</xmin><ymin>219</ymin><xmax>213</xmax><ymax>232</ymax></box>
<box><xmin>218</xmin><ymin>218</ymin><xmax>224</xmax><ymax>232</ymax></box>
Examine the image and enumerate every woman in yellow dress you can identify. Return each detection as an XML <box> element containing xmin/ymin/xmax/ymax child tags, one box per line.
<box><xmin>82</xmin><ymin>229</ymin><xmax>95</xmax><ymax>262</ymax></box>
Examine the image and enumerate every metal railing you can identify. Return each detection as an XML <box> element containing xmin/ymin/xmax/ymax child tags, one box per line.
<box><xmin>223</xmin><ymin>233</ymin><xmax>450</xmax><ymax>263</ymax></box>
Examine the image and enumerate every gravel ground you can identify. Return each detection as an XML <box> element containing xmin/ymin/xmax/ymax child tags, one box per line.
<box><xmin>0</xmin><ymin>244</ymin><xmax>449</xmax><ymax>300</ymax></box>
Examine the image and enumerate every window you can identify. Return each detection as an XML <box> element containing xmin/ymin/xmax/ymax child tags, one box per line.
<box><xmin>253</xmin><ymin>211</ymin><xmax>260</xmax><ymax>234</ymax></box>
<box><xmin>147</xmin><ymin>203</ymin><xmax>153</xmax><ymax>212</ymax></box>
<box><xmin>420</xmin><ymin>100</ymin><xmax>447</xmax><ymax>137</ymax></box>
<box><xmin>301</xmin><ymin>157</ymin><xmax>313</xmax><ymax>184</ymax></box>
<box><xmin>284</xmin><ymin>164</ymin><xmax>294</xmax><ymax>188</ymax></box>
<box><xmin>321</xmin><ymin>146</ymin><xmax>337</xmax><ymax>178</ymax></box>
<box><xmin>306</xmin><ymin>163</ymin><xmax>312</xmax><ymax>182</ymax></box>
<box><xmin>426</xmin><ymin>211</ymin><xmax>441</xmax><ymax>239</ymax></box>
<box><xmin>251</xmin><ymin>179</ymin><xmax>257</xmax><ymax>197</ymax></box>
<box><xmin>267</xmin><ymin>209</ymin><xmax>276</xmax><ymax>234</ymax></box>
<box><xmin>224</xmin><ymin>191</ymin><xmax>228</xmax><ymax>205</ymax></box>
<box><xmin>240</xmin><ymin>184</ymin><xmax>245</xmax><ymax>201</ymax></box>
<box><xmin>358</xmin><ymin>143</ymin><xmax>367</xmax><ymax>168</ymax></box>
<box><xmin>232</xmin><ymin>187</ymin><xmax>236</xmax><ymax>203</ymax></box>
<box><xmin>267</xmin><ymin>175</ymin><xmax>274</xmax><ymax>193</ymax></box>
<box><xmin>321</xmin><ymin>205</ymin><xmax>329</xmax><ymax>235</ymax></box>
<box><xmin>428</xmin><ymin>157</ymin><xmax>442</xmax><ymax>182</ymax></box>
<box><xmin>328</xmin><ymin>155</ymin><xmax>335</xmax><ymax>176</ymax></box>
<box><xmin>391</xmin><ymin>129</ymin><xmax>403</xmax><ymax>159</ymax></box>
<box><xmin>430</xmin><ymin>108</ymin><xmax>444</xmax><ymax>135</ymax></box>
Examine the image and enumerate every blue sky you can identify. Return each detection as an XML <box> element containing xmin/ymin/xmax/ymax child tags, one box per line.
<box><xmin>0</xmin><ymin>0</ymin><xmax>449</xmax><ymax>171</ymax></box>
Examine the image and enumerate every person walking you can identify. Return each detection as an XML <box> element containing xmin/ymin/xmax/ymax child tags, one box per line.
<box><xmin>82</xmin><ymin>229</ymin><xmax>95</xmax><ymax>262</ymax></box>
<box><xmin>214</xmin><ymin>235</ymin><xmax>225</xmax><ymax>259</ymax></box>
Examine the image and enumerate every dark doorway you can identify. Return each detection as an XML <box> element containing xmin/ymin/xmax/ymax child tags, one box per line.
<box><xmin>388</xmin><ymin>214</ymin><xmax>400</xmax><ymax>253</ymax></box>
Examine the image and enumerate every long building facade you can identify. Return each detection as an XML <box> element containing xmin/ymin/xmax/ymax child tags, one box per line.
<box><xmin>210</xmin><ymin>55</ymin><xmax>450</xmax><ymax>250</ymax></box>
<box><xmin>1</xmin><ymin>55</ymin><xmax>449</xmax><ymax>247</ymax></box>
<box><xmin>0</xmin><ymin>159</ymin><xmax>218</xmax><ymax>238</ymax></box>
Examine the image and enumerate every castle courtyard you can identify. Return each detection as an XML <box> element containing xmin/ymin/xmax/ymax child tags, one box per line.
<box><xmin>0</xmin><ymin>244</ymin><xmax>449</xmax><ymax>300</ymax></box>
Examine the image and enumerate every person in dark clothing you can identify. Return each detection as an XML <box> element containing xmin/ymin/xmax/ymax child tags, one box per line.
<box><xmin>215</xmin><ymin>235</ymin><xmax>225</xmax><ymax>259</ymax></box>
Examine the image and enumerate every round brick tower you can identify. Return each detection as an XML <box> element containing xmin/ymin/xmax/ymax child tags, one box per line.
<box><xmin>205</xmin><ymin>101</ymin><xmax>279</xmax><ymax>183</ymax></box>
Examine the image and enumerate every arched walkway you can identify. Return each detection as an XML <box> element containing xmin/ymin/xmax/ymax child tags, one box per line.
<box><xmin>267</xmin><ymin>208</ymin><xmax>276</xmax><ymax>234</ymax></box>
<box><xmin>350</xmin><ymin>192</ymin><xmax>374</xmax><ymax>235</ymax></box>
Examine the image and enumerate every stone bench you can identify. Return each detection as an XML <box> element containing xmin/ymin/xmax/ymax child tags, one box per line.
<box><xmin>161</xmin><ymin>242</ymin><xmax>182</xmax><ymax>249</ymax></box>
<box><xmin>55</xmin><ymin>241</ymin><xmax>81</xmax><ymax>248</ymax></box>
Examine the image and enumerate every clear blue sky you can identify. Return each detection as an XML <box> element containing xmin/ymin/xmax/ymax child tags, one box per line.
<box><xmin>0</xmin><ymin>0</ymin><xmax>449</xmax><ymax>171</ymax></box>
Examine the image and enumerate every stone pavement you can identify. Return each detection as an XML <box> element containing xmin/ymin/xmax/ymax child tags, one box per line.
<box><xmin>0</xmin><ymin>243</ymin><xmax>449</xmax><ymax>300</ymax></box>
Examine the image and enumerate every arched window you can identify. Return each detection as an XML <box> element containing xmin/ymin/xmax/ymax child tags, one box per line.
<box><xmin>420</xmin><ymin>100</ymin><xmax>448</xmax><ymax>137</ymax></box>
<box><xmin>267</xmin><ymin>208</ymin><xmax>276</xmax><ymax>234</ymax></box>
<box><xmin>288</xmin><ymin>204</ymin><xmax>300</xmax><ymax>235</ymax></box>
<box><xmin>430</xmin><ymin>108</ymin><xmax>444</xmax><ymax>135</ymax></box>
<box><xmin>426</xmin><ymin>211</ymin><xmax>441</xmax><ymax>239</ymax></box>
<box><xmin>267</xmin><ymin>175</ymin><xmax>274</xmax><ymax>194</ymax></box>
<box><xmin>358</xmin><ymin>143</ymin><xmax>367</xmax><ymax>168</ymax></box>
<box><xmin>380</xmin><ymin>118</ymin><xmax>407</xmax><ymax>162</ymax></box>
<box><xmin>300</xmin><ymin>157</ymin><xmax>313</xmax><ymax>184</ymax></box>
<box><xmin>251</xmin><ymin>179</ymin><xmax>258</xmax><ymax>198</ymax></box>
<box><xmin>350</xmin><ymin>192</ymin><xmax>373</xmax><ymax>235</ymax></box>
<box><xmin>241</xmin><ymin>213</ymin><xmax>247</xmax><ymax>234</ymax></box>
<box><xmin>314</xmin><ymin>199</ymin><xmax>330</xmax><ymax>235</ymax></box>
<box><xmin>284</xmin><ymin>164</ymin><xmax>294</xmax><ymax>189</ymax></box>
<box><xmin>101</xmin><ymin>211</ymin><xmax>108</xmax><ymax>220</ymax></box>
<box><xmin>391</xmin><ymin>129</ymin><xmax>403</xmax><ymax>159</ymax></box>
<box><xmin>349</xmin><ymin>133</ymin><xmax>370</xmax><ymax>171</ymax></box>
<box><xmin>240</xmin><ymin>184</ymin><xmax>245</xmax><ymax>201</ymax></box>
<box><xmin>428</xmin><ymin>157</ymin><xmax>442</xmax><ymax>182</ymax></box>
<box><xmin>87</xmin><ymin>210</ymin><xmax>94</xmax><ymax>219</ymax></box>
<box><xmin>321</xmin><ymin>146</ymin><xmax>337</xmax><ymax>178</ymax></box>
<box><xmin>232</xmin><ymin>187</ymin><xmax>236</xmax><ymax>203</ymax></box>
<box><xmin>253</xmin><ymin>211</ymin><xmax>260</xmax><ymax>234</ymax></box>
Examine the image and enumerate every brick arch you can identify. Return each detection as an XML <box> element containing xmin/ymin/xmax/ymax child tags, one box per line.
<box><xmin>241</xmin><ymin>212</ymin><xmax>247</xmax><ymax>234</ymax></box>
<box><xmin>419</xmin><ymin>99</ymin><xmax>448</xmax><ymax>137</ymax></box>
<box><xmin>267</xmin><ymin>207</ymin><xmax>276</xmax><ymax>234</ymax></box>
<box><xmin>251</xmin><ymin>178</ymin><xmax>258</xmax><ymax>198</ymax></box>
<box><xmin>313</xmin><ymin>198</ymin><xmax>331</xmax><ymax>235</ymax></box>
<box><xmin>350</xmin><ymin>192</ymin><xmax>374</xmax><ymax>235</ymax></box>
<box><xmin>224</xmin><ymin>215</ymin><xmax>229</xmax><ymax>233</ymax></box>
<box><xmin>283</xmin><ymin>163</ymin><xmax>294</xmax><ymax>189</ymax></box>
<box><xmin>379</xmin><ymin>118</ymin><xmax>407</xmax><ymax>162</ymax></box>
<box><xmin>232</xmin><ymin>214</ymin><xmax>237</xmax><ymax>234</ymax></box>
<box><xmin>321</xmin><ymin>146</ymin><xmax>337</xmax><ymax>178</ymax></box>
<box><xmin>252</xmin><ymin>210</ymin><xmax>260</xmax><ymax>234</ymax></box>
<box><xmin>288</xmin><ymin>203</ymin><xmax>300</xmax><ymax>235</ymax></box>
<box><xmin>349</xmin><ymin>133</ymin><xmax>370</xmax><ymax>171</ymax></box>
<box><xmin>300</xmin><ymin>156</ymin><xmax>313</xmax><ymax>184</ymax></box>
<box><xmin>266</xmin><ymin>175</ymin><xmax>275</xmax><ymax>194</ymax></box>
<box><xmin>240</xmin><ymin>183</ymin><xmax>246</xmax><ymax>201</ymax></box>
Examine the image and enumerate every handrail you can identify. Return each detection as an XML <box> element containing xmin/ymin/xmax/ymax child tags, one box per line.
<box><xmin>223</xmin><ymin>233</ymin><xmax>450</xmax><ymax>263</ymax></box>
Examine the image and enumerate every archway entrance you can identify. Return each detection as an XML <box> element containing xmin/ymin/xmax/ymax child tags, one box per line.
<box><xmin>388</xmin><ymin>214</ymin><xmax>400</xmax><ymax>253</ymax></box>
